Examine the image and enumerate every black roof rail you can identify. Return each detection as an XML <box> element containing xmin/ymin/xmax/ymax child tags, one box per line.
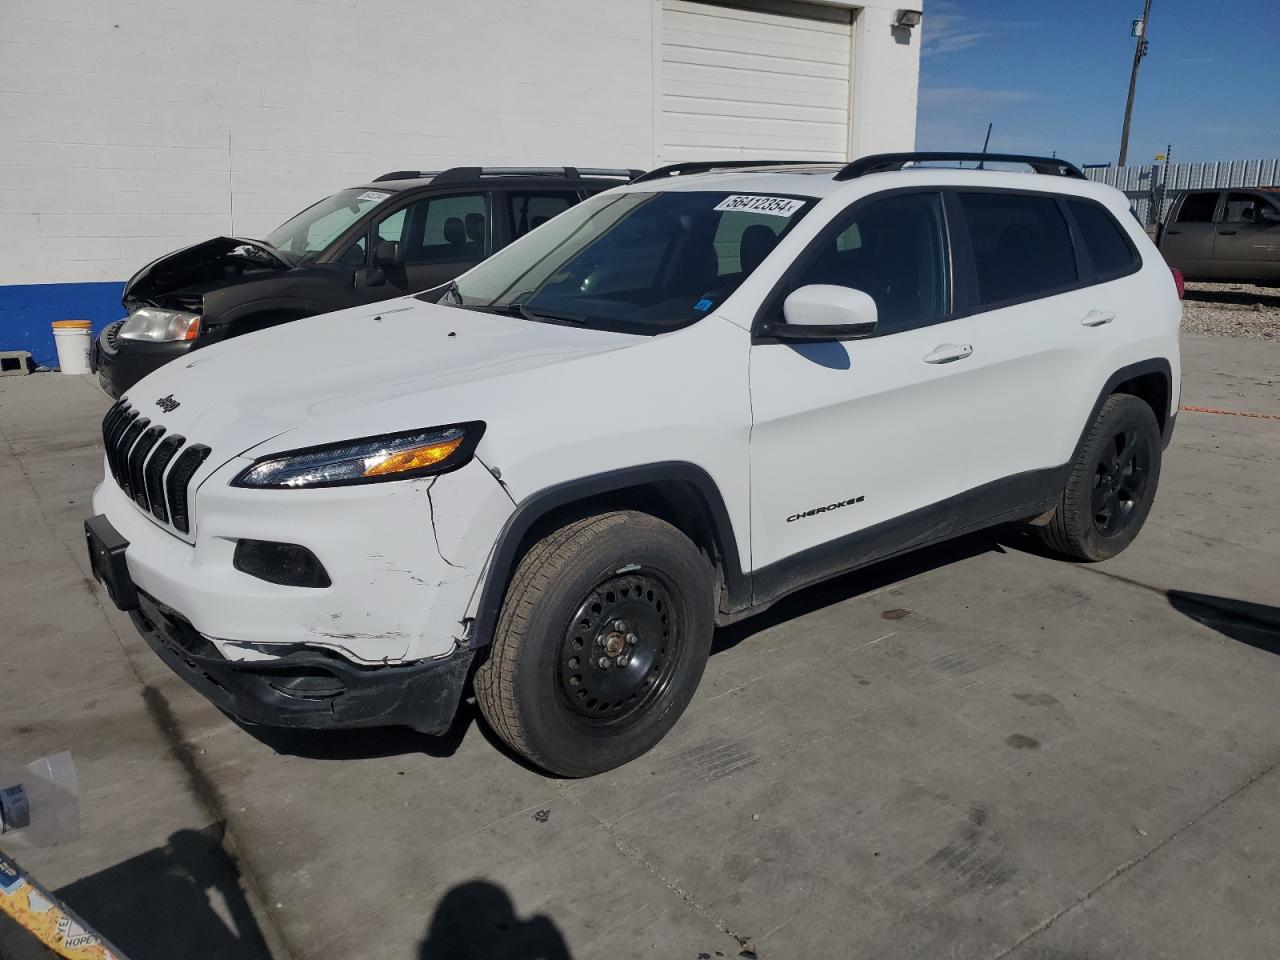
<box><xmin>835</xmin><ymin>152</ymin><xmax>1086</xmax><ymax>181</ymax></box>
<box><xmin>630</xmin><ymin>160</ymin><xmax>820</xmax><ymax>184</ymax></box>
<box><xmin>430</xmin><ymin>166</ymin><xmax>644</xmax><ymax>186</ymax></box>
<box><xmin>372</xmin><ymin>170</ymin><xmax>442</xmax><ymax>182</ymax></box>
<box><xmin>372</xmin><ymin>166</ymin><xmax>644</xmax><ymax>185</ymax></box>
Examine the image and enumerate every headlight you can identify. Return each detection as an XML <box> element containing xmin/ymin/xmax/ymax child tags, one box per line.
<box><xmin>232</xmin><ymin>423</ymin><xmax>485</xmax><ymax>489</ymax></box>
<box><xmin>118</xmin><ymin>307</ymin><xmax>201</xmax><ymax>342</ymax></box>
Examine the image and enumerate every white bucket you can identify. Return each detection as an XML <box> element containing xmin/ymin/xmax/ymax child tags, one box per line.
<box><xmin>51</xmin><ymin>320</ymin><xmax>93</xmax><ymax>375</ymax></box>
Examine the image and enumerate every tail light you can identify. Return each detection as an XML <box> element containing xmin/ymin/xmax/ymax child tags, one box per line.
<box><xmin>1171</xmin><ymin>268</ymin><xmax>1185</xmax><ymax>300</ymax></box>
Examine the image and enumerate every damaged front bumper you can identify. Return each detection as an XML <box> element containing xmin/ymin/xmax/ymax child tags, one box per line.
<box><xmin>132</xmin><ymin>590</ymin><xmax>472</xmax><ymax>733</ymax></box>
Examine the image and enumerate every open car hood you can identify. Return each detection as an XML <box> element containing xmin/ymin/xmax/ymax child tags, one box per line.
<box><xmin>122</xmin><ymin>237</ymin><xmax>294</xmax><ymax>309</ymax></box>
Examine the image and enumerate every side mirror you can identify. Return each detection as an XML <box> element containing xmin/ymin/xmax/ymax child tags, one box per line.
<box><xmin>763</xmin><ymin>285</ymin><xmax>878</xmax><ymax>341</ymax></box>
<box><xmin>373</xmin><ymin>240</ymin><xmax>403</xmax><ymax>267</ymax></box>
<box><xmin>1260</xmin><ymin>208</ymin><xmax>1280</xmax><ymax>225</ymax></box>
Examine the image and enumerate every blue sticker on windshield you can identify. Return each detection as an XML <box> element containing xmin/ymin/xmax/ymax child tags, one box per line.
<box><xmin>694</xmin><ymin>298</ymin><xmax>714</xmax><ymax>312</ymax></box>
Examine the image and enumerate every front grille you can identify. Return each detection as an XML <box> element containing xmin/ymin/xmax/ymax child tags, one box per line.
<box><xmin>101</xmin><ymin>400</ymin><xmax>211</xmax><ymax>535</ymax></box>
<box><xmin>104</xmin><ymin>320</ymin><xmax>123</xmax><ymax>348</ymax></box>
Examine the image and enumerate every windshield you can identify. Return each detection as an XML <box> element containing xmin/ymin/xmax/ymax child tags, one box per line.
<box><xmin>265</xmin><ymin>188</ymin><xmax>392</xmax><ymax>261</ymax></box>
<box><xmin>432</xmin><ymin>190</ymin><xmax>814</xmax><ymax>333</ymax></box>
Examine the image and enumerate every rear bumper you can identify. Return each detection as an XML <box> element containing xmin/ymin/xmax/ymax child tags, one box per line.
<box><xmin>132</xmin><ymin>589</ymin><xmax>473</xmax><ymax>734</ymax></box>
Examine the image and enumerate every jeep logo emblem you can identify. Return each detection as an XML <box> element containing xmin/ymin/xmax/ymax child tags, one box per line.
<box><xmin>155</xmin><ymin>394</ymin><xmax>180</xmax><ymax>413</ymax></box>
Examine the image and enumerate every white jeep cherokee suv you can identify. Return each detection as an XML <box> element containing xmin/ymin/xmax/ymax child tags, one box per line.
<box><xmin>87</xmin><ymin>152</ymin><xmax>1182</xmax><ymax>776</ymax></box>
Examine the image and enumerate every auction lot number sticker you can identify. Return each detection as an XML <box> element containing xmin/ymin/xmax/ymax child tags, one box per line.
<box><xmin>714</xmin><ymin>195</ymin><xmax>805</xmax><ymax>217</ymax></box>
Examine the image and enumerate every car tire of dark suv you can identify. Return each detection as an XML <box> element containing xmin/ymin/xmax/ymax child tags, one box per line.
<box><xmin>475</xmin><ymin>510</ymin><xmax>714</xmax><ymax>777</ymax></box>
<box><xmin>1039</xmin><ymin>393</ymin><xmax>1163</xmax><ymax>562</ymax></box>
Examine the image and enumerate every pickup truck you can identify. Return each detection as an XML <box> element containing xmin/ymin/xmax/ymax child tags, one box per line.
<box><xmin>1157</xmin><ymin>187</ymin><xmax>1280</xmax><ymax>284</ymax></box>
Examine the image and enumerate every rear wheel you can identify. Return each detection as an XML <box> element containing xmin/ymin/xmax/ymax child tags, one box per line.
<box><xmin>475</xmin><ymin>511</ymin><xmax>714</xmax><ymax>777</ymax></box>
<box><xmin>1038</xmin><ymin>393</ymin><xmax>1162</xmax><ymax>561</ymax></box>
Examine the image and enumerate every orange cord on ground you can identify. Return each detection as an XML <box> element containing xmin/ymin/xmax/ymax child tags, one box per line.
<box><xmin>1179</xmin><ymin>404</ymin><xmax>1280</xmax><ymax>421</ymax></box>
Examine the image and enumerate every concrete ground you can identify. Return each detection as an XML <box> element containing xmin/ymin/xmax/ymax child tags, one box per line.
<box><xmin>1</xmin><ymin>333</ymin><xmax>1278</xmax><ymax>960</ymax></box>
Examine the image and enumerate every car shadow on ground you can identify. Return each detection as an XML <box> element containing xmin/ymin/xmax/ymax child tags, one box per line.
<box><xmin>417</xmin><ymin>879</ymin><xmax>572</xmax><ymax>960</ymax></box>
<box><xmin>712</xmin><ymin>530</ymin><xmax>1004</xmax><ymax>655</ymax></box>
<box><xmin>1183</xmin><ymin>286</ymin><xmax>1280</xmax><ymax>308</ymax></box>
<box><xmin>41</xmin><ymin>825</ymin><xmax>273</xmax><ymax>960</ymax></box>
<box><xmin>250</xmin><ymin>531</ymin><xmax>1008</xmax><ymax>767</ymax></box>
<box><xmin>1167</xmin><ymin>590</ymin><xmax>1280</xmax><ymax>655</ymax></box>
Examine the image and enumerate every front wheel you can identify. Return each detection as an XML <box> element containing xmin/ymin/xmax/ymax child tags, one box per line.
<box><xmin>1038</xmin><ymin>393</ymin><xmax>1162</xmax><ymax>561</ymax></box>
<box><xmin>475</xmin><ymin>511</ymin><xmax>715</xmax><ymax>777</ymax></box>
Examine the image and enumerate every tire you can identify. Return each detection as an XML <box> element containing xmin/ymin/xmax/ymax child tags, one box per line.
<box><xmin>1038</xmin><ymin>393</ymin><xmax>1162</xmax><ymax>562</ymax></box>
<box><xmin>475</xmin><ymin>511</ymin><xmax>715</xmax><ymax>777</ymax></box>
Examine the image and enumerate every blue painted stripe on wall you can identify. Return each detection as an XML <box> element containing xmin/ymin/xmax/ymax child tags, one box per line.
<box><xmin>0</xmin><ymin>282</ymin><xmax>126</xmax><ymax>368</ymax></box>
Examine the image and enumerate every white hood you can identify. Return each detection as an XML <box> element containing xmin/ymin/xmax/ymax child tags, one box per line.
<box><xmin>125</xmin><ymin>297</ymin><xmax>640</xmax><ymax>463</ymax></box>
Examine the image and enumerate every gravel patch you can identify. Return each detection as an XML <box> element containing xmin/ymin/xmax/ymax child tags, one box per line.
<box><xmin>1182</xmin><ymin>281</ymin><xmax>1280</xmax><ymax>340</ymax></box>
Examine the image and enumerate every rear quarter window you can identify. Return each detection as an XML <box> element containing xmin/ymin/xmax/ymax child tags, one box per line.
<box><xmin>1067</xmin><ymin>199</ymin><xmax>1140</xmax><ymax>279</ymax></box>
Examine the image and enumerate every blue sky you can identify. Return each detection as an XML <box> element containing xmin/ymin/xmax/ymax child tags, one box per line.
<box><xmin>916</xmin><ymin>0</ymin><xmax>1280</xmax><ymax>167</ymax></box>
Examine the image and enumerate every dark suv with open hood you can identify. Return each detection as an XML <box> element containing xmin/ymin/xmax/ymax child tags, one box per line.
<box><xmin>91</xmin><ymin>166</ymin><xmax>641</xmax><ymax>398</ymax></box>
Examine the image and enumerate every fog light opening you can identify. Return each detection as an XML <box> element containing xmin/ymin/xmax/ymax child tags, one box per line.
<box><xmin>234</xmin><ymin>540</ymin><xmax>331</xmax><ymax>588</ymax></box>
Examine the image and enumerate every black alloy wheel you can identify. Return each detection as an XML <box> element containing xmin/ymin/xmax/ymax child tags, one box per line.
<box><xmin>1038</xmin><ymin>392</ymin><xmax>1163</xmax><ymax>562</ymax></box>
<box><xmin>1091</xmin><ymin>425</ymin><xmax>1153</xmax><ymax>538</ymax></box>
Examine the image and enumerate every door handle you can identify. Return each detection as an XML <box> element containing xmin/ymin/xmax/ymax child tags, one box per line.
<box><xmin>1080</xmin><ymin>310</ymin><xmax>1115</xmax><ymax>327</ymax></box>
<box><xmin>924</xmin><ymin>343</ymin><xmax>973</xmax><ymax>364</ymax></box>
<box><xmin>1165</xmin><ymin>229</ymin><xmax>1183</xmax><ymax>235</ymax></box>
<box><xmin>1218</xmin><ymin>229</ymin><xmax>1237</xmax><ymax>235</ymax></box>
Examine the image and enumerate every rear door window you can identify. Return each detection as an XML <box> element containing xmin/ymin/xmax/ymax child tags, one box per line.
<box><xmin>959</xmin><ymin>192</ymin><xmax>1077</xmax><ymax>306</ymax></box>
<box><xmin>1223</xmin><ymin>192</ymin><xmax>1267</xmax><ymax>224</ymax></box>
<box><xmin>1175</xmin><ymin>192</ymin><xmax>1219</xmax><ymax>223</ymax></box>
<box><xmin>1067</xmin><ymin>199</ymin><xmax>1139</xmax><ymax>279</ymax></box>
<box><xmin>508</xmin><ymin>192</ymin><xmax>578</xmax><ymax>239</ymax></box>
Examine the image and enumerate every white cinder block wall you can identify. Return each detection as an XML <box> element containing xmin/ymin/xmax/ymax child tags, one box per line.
<box><xmin>0</xmin><ymin>0</ymin><xmax>920</xmax><ymax>362</ymax></box>
<box><xmin>0</xmin><ymin>0</ymin><xmax>658</xmax><ymax>287</ymax></box>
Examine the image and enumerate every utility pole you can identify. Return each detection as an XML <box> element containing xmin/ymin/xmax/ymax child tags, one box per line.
<box><xmin>1118</xmin><ymin>0</ymin><xmax>1153</xmax><ymax>168</ymax></box>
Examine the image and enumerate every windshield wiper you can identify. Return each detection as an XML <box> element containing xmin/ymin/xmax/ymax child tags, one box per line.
<box><xmin>511</xmin><ymin>302</ymin><xmax>588</xmax><ymax>326</ymax></box>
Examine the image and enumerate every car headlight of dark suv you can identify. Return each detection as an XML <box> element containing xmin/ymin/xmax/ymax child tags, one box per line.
<box><xmin>117</xmin><ymin>307</ymin><xmax>202</xmax><ymax>343</ymax></box>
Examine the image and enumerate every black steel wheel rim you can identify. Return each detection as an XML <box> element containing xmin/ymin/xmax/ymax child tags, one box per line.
<box><xmin>557</xmin><ymin>569</ymin><xmax>681</xmax><ymax>726</ymax></box>
<box><xmin>1092</xmin><ymin>426</ymin><xmax>1151</xmax><ymax>537</ymax></box>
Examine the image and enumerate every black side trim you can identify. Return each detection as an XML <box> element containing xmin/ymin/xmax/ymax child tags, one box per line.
<box><xmin>467</xmin><ymin>462</ymin><xmax>746</xmax><ymax>649</ymax></box>
<box><xmin>750</xmin><ymin>466</ymin><xmax>1065</xmax><ymax>608</ymax></box>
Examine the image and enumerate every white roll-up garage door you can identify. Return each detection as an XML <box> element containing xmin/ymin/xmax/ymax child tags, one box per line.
<box><xmin>660</xmin><ymin>0</ymin><xmax>854</xmax><ymax>164</ymax></box>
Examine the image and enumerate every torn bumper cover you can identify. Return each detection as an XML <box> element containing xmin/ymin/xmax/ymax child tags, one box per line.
<box><xmin>133</xmin><ymin>591</ymin><xmax>473</xmax><ymax>734</ymax></box>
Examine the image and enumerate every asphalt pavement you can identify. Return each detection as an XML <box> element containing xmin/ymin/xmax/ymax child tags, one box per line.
<box><xmin>1</xmin><ymin>332</ymin><xmax>1277</xmax><ymax>960</ymax></box>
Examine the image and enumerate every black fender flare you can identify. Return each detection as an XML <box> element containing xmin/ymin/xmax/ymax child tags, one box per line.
<box><xmin>1074</xmin><ymin>358</ymin><xmax>1176</xmax><ymax>459</ymax></box>
<box><xmin>466</xmin><ymin>462</ymin><xmax>747</xmax><ymax>649</ymax></box>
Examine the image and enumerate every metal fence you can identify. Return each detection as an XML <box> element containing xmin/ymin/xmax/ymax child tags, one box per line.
<box><xmin>1084</xmin><ymin>158</ymin><xmax>1280</xmax><ymax>225</ymax></box>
